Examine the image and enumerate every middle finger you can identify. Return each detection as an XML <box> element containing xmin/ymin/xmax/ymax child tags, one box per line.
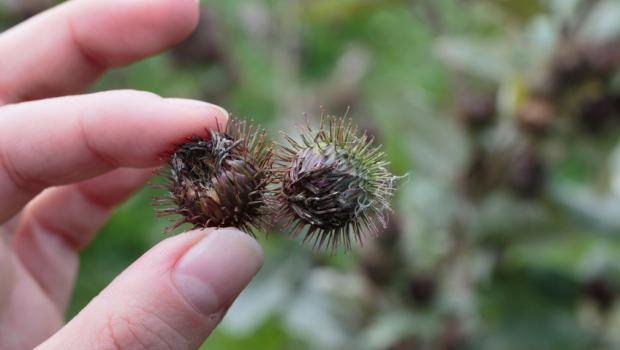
<box><xmin>0</xmin><ymin>0</ymin><xmax>199</xmax><ymax>104</ymax></box>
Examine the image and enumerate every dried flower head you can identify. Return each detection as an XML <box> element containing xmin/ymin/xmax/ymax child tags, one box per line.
<box><xmin>153</xmin><ymin>120</ymin><xmax>273</xmax><ymax>235</ymax></box>
<box><xmin>277</xmin><ymin>114</ymin><xmax>400</xmax><ymax>251</ymax></box>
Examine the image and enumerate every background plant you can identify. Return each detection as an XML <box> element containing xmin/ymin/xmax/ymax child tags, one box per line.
<box><xmin>2</xmin><ymin>0</ymin><xmax>620</xmax><ymax>349</ymax></box>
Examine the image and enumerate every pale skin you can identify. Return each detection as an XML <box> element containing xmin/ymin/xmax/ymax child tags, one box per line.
<box><xmin>0</xmin><ymin>1</ymin><xmax>264</xmax><ymax>349</ymax></box>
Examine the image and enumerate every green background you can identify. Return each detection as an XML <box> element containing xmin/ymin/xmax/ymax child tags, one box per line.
<box><xmin>3</xmin><ymin>0</ymin><xmax>620</xmax><ymax>349</ymax></box>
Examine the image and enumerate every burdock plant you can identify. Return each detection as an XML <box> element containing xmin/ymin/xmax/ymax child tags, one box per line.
<box><xmin>153</xmin><ymin>119</ymin><xmax>274</xmax><ymax>235</ymax></box>
<box><xmin>277</xmin><ymin>114</ymin><xmax>400</xmax><ymax>251</ymax></box>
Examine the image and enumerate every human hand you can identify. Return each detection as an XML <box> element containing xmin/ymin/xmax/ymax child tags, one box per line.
<box><xmin>0</xmin><ymin>1</ymin><xmax>263</xmax><ymax>349</ymax></box>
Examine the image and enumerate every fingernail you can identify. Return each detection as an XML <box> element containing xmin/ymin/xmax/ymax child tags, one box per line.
<box><xmin>174</xmin><ymin>229</ymin><xmax>263</xmax><ymax>315</ymax></box>
<box><xmin>166</xmin><ymin>98</ymin><xmax>229</xmax><ymax>122</ymax></box>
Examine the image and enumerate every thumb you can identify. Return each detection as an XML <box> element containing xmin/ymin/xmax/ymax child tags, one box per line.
<box><xmin>37</xmin><ymin>228</ymin><xmax>263</xmax><ymax>350</ymax></box>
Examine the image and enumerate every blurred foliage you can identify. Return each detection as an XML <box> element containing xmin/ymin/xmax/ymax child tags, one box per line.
<box><xmin>3</xmin><ymin>0</ymin><xmax>620</xmax><ymax>349</ymax></box>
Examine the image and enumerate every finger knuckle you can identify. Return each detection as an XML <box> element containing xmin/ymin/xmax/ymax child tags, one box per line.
<box><xmin>100</xmin><ymin>306</ymin><xmax>187</xmax><ymax>350</ymax></box>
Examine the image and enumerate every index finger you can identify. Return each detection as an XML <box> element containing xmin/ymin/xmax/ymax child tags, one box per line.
<box><xmin>0</xmin><ymin>0</ymin><xmax>199</xmax><ymax>104</ymax></box>
<box><xmin>0</xmin><ymin>90</ymin><xmax>228</xmax><ymax>223</ymax></box>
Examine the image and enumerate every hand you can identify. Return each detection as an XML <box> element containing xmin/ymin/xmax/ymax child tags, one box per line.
<box><xmin>0</xmin><ymin>1</ymin><xmax>263</xmax><ymax>349</ymax></box>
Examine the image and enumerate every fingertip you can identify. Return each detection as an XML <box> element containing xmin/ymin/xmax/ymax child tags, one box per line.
<box><xmin>165</xmin><ymin>98</ymin><xmax>229</xmax><ymax>127</ymax></box>
<box><xmin>151</xmin><ymin>0</ymin><xmax>201</xmax><ymax>45</ymax></box>
<box><xmin>78</xmin><ymin>91</ymin><xmax>229</xmax><ymax>168</ymax></box>
<box><xmin>227</xmin><ymin>228</ymin><xmax>265</xmax><ymax>264</ymax></box>
<box><xmin>71</xmin><ymin>0</ymin><xmax>201</xmax><ymax>66</ymax></box>
<box><xmin>174</xmin><ymin>228</ymin><xmax>263</xmax><ymax>315</ymax></box>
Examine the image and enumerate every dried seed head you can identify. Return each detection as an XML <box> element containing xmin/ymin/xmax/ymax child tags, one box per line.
<box><xmin>277</xmin><ymin>114</ymin><xmax>401</xmax><ymax>251</ymax></box>
<box><xmin>153</xmin><ymin>120</ymin><xmax>273</xmax><ymax>235</ymax></box>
